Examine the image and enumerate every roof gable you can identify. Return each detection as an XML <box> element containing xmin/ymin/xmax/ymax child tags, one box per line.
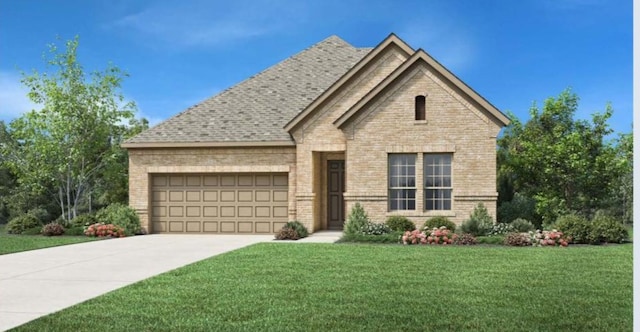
<box><xmin>283</xmin><ymin>33</ymin><xmax>414</xmax><ymax>132</ymax></box>
<box><xmin>334</xmin><ymin>49</ymin><xmax>510</xmax><ymax>128</ymax></box>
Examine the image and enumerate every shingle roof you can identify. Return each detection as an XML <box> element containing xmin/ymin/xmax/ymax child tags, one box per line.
<box><xmin>126</xmin><ymin>36</ymin><xmax>371</xmax><ymax>145</ymax></box>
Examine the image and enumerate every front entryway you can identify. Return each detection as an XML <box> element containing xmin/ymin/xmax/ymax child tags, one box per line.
<box><xmin>327</xmin><ymin>160</ymin><xmax>345</xmax><ymax>230</ymax></box>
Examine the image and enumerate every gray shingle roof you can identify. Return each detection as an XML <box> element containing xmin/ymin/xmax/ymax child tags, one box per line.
<box><xmin>126</xmin><ymin>36</ymin><xmax>371</xmax><ymax>145</ymax></box>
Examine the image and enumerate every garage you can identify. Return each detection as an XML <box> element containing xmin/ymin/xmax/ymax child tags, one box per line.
<box><xmin>151</xmin><ymin>173</ymin><xmax>289</xmax><ymax>234</ymax></box>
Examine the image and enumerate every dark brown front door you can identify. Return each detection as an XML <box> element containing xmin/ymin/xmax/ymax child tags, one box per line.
<box><xmin>327</xmin><ymin>160</ymin><xmax>345</xmax><ymax>230</ymax></box>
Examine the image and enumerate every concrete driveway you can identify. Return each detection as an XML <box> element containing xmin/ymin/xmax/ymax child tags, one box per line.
<box><xmin>0</xmin><ymin>234</ymin><xmax>272</xmax><ymax>331</ymax></box>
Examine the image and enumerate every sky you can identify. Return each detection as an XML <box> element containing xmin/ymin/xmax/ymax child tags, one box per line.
<box><xmin>0</xmin><ymin>0</ymin><xmax>632</xmax><ymax>137</ymax></box>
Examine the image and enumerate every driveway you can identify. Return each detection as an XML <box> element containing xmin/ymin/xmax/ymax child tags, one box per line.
<box><xmin>0</xmin><ymin>234</ymin><xmax>272</xmax><ymax>331</ymax></box>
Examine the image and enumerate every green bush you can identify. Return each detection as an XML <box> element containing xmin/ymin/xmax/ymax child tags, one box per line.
<box><xmin>510</xmin><ymin>218</ymin><xmax>536</xmax><ymax>232</ymax></box>
<box><xmin>555</xmin><ymin>214</ymin><xmax>590</xmax><ymax>244</ymax></box>
<box><xmin>498</xmin><ymin>193</ymin><xmax>538</xmax><ymax>226</ymax></box>
<box><xmin>338</xmin><ymin>231</ymin><xmax>403</xmax><ymax>244</ymax></box>
<box><xmin>283</xmin><ymin>221</ymin><xmax>309</xmax><ymax>238</ymax></box>
<box><xmin>6</xmin><ymin>214</ymin><xmax>41</xmax><ymax>234</ymax></box>
<box><xmin>65</xmin><ymin>226</ymin><xmax>86</xmax><ymax>236</ymax></box>
<box><xmin>588</xmin><ymin>214</ymin><xmax>628</xmax><ymax>244</ymax></box>
<box><xmin>27</xmin><ymin>207</ymin><xmax>52</xmax><ymax>223</ymax></box>
<box><xmin>275</xmin><ymin>228</ymin><xmax>299</xmax><ymax>240</ymax></box>
<box><xmin>361</xmin><ymin>222</ymin><xmax>391</xmax><ymax>235</ymax></box>
<box><xmin>95</xmin><ymin>203</ymin><xmax>141</xmax><ymax>236</ymax></box>
<box><xmin>22</xmin><ymin>226</ymin><xmax>43</xmax><ymax>235</ymax></box>
<box><xmin>476</xmin><ymin>235</ymin><xmax>506</xmax><ymax>245</ymax></box>
<box><xmin>385</xmin><ymin>215</ymin><xmax>416</xmax><ymax>232</ymax></box>
<box><xmin>344</xmin><ymin>203</ymin><xmax>370</xmax><ymax>235</ymax></box>
<box><xmin>460</xmin><ymin>203</ymin><xmax>493</xmax><ymax>236</ymax></box>
<box><xmin>42</xmin><ymin>223</ymin><xmax>65</xmax><ymax>236</ymax></box>
<box><xmin>422</xmin><ymin>216</ymin><xmax>456</xmax><ymax>232</ymax></box>
<box><xmin>71</xmin><ymin>214</ymin><xmax>97</xmax><ymax>228</ymax></box>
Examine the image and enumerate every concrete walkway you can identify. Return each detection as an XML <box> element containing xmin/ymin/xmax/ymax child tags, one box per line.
<box><xmin>0</xmin><ymin>232</ymin><xmax>341</xmax><ymax>331</ymax></box>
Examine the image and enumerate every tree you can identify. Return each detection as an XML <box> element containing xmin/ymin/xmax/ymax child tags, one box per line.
<box><xmin>497</xmin><ymin>89</ymin><xmax>625</xmax><ymax>224</ymax></box>
<box><xmin>1</xmin><ymin>36</ymin><xmax>138</xmax><ymax>221</ymax></box>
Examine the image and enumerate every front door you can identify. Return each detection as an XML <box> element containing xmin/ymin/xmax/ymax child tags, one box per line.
<box><xmin>327</xmin><ymin>160</ymin><xmax>345</xmax><ymax>230</ymax></box>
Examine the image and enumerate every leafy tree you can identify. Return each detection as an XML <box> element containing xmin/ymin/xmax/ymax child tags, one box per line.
<box><xmin>1</xmin><ymin>36</ymin><xmax>138</xmax><ymax>221</ymax></box>
<box><xmin>497</xmin><ymin>89</ymin><xmax>626</xmax><ymax>224</ymax></box>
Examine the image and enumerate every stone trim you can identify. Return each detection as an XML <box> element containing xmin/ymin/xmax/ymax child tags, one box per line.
<box><xmin>123</xmin><ymin>141</ymin><xmax>295</xmax><ymax>149</ymax></box>
<box><xmin>385</xmin><ymin>144</ymin><xmax>456</xmax><ymax>153</ymax></box>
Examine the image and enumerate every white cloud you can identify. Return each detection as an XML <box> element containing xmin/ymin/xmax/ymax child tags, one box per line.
<box><xmin>0</xmin><ymin>71</ymin><xmax>40</xmax><ymax>121</ymax></box>
<box><xmin>108</xmin><ymin>1</ymin><xmax>308</xmax><ymax>49</ymax></box>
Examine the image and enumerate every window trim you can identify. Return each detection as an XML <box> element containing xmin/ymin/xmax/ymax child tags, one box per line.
<box><xmin>388</xmin><ymin>154</ymin><xmax>417</xmax><ymax>211</ymax></box>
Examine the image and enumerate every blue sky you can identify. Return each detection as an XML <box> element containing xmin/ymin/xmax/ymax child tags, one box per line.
<box><xmin>0</xmin><ymin>0</ymin><xmax>632</xmax><ymax>136</ymax></box>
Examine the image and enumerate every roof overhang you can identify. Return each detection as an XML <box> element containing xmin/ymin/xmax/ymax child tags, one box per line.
<box><xmin>121</xmin><ymin>140</ymin><xmax>296</xmax><ymax>149</ymax></box>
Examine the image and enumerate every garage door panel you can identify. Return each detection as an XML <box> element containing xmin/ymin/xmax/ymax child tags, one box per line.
<box><xmin>203</xmin><ymin>206</ymin><xmax>218</xmax><ymax>217</ymax></box>
<box><xmin>220</xmin><ymin>222</ymin><xmax>236</xmax><ymax>233</ymax></box>
<box><xmin>169</xmin><ymin>221</ymin><xmax>184</xmax><ymax>232</ymax></box>
<box><xmin>186</xmin><ymin>221</ymin><xmax>201</xmax><ymax>232</ymax></box>
<box><xmin>151</xmin><ymin>173</ymin><xmax>288</xmax><ymax>234</ymax></box>
<box><xmin>203</xmin><ymin>221</ymin><xmax>218</xmax><ymax>232</ymax></box>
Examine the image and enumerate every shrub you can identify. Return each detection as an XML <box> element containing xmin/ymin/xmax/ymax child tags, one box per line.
<box><xmin>385</xmin><ymin>215</ymin><xmax>416</xmax><ymax>232</ymax></box>
<box><xmin>401</xmin><ymin>230</ymin><xmax>427</xmax><ymax>245</ymax></box>
<box><xmin>283</xmin><ymin>221</ymin><xmax>309</xmax><ymax>238</ymax></box>
<box><xmin>554</xmin><ymin>214</ymin><xmax>590</xmax><ymax>244</ymax></box>
<box><xmin>424</xmin><ymin>226</ymin><xmax>458</xmax><ymax>245</ymax></box>
<box><xmin>361</xmin><ymin>222</ymin><xmax>391</xmax><ymax>235</ymax></box>
<box><xmin>460</xmin><ymin>203</ymin><xmax>494</xmax><ymax>236</ymax></box>
<box><xmin>455</xmin><ymin>233</ymin><xmax>478</xmax><ymax>245</ymax></box>
<box><xmin>510</xmin><ymin>218</ymin><xmax>536</xmax><ymax>232</ymax></box>
<box><xmin>498</xmin><ymin>193</ymin><xmax>538</xmax><ymax>225</ymax></box>
<box><xmin>95</xmin><ymin>203</ymin><xmax>141</xmax><ymax>236</ymax></box>
<box><xmin>477</xmin><ymin>235</ymin><xmax>506</xmax><ymax>245</ymax></box>
<box><xmin>422</xmin><ymin>216</ymin><xmax>456</xmax><ymax>232</ymax></box>
<box><xmin>344</xmin><ymin>203</ymin><xmax>370</xmax><ymax>235</ymax></box>
<box><xmin>71</xmin><ymin>214</ymin><xmax>97</xmax><ymax>228</ymax></box>
<box><xmin>42</xmin><ymin>223</ymin><xmax>65</xmax><ymax>236</ymax></box>
<box><xmin>338</xmin><ymin>231</ymin><xmax>403</xmax><ymax>244</ymax></box>
<box><xmin>275</xmin><ymin>227</ymin><xmax>299</xmax><ymax>240</ymax></box>
<box><xmin>504</xmin><ymin>232</ymin><xmax>531</xmax><ymax>246</ymax></box>
<box><xmin>22</xmin><ymin>226</ymin><xmax>43</xmax><ymax>235</ymax></box>
<box><xmin>27</xmin><ymin>207</ymin><xmax>52</xmax><ymax>223</ymax></box>
<box><xmin>487</xmin><ymin>223</ymin><xmax>515</xmax><ymax>236</ymax></box>
<box><xmin>6</xmin><ymin>214</ymin><xmax>41</xmax><ymax>234</ymax></box>
<box><xmin>65</xmin><ymin>226</ymin><xmax>86</xmax><ymax>236</ymax></box>
<box><xmin>529</xmin><ymin>230</ymin><xmax>570</xmax><ymax>247</ymax></box>
<box><xmin>588</xmin><ymin>214</ymin><xmax>628</xmax><ymax>244</ymax></box>
<box><xmin>84</xmin><ymin>223</ymin><xmax>126</xmax><ymax>238</ymax></box>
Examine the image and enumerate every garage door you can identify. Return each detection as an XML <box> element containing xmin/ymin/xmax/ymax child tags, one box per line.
<box><xmin>151</xmin><ymin>173</ymin><xmax>289</xmax><ymax>233</ymax></box>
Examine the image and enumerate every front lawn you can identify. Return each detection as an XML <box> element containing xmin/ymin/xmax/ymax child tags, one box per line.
<box><xmin>0</xmin><ymin>224</ymin><xmax>98</xmax><ymax>255</ymax></box>
<box><xmin>13</xmin><ymin>243</ymin><xmax>632</xmax><ymax>331</ymax></box>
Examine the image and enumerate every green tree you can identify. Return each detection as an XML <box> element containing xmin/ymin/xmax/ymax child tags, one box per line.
<box><xmin>497</xmin><ymin>89</ymin><xmax>624</xmax><ymax>224</ymax></box>
<box><xmin>1</xmin><ymin>36</ymin><xmax>138</xmax><ymax>221</ymax></box>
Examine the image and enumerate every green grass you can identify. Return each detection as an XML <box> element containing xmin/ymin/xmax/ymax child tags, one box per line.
<box><xmin>12</xmin><ymin>243</ymin><xmax>632</xmax><ymax>332</ymax></box>
<box><xmin>0</xmin><ymin>224</ymin><xmax>98</xmax><ymax>255</ymax></box>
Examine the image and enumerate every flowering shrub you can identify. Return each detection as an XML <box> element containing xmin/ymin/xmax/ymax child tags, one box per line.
<box><xmin>487</xmin><ymin>223</ymin><xmax>515</xmax><ymax>236</ymax></box>
<box><xmin>529</xmin><ymin>230</ymin><xmax>570</xmax><ymax>247</ymax></box>
<box><xmin>401</xmin><ymin>230</ymin><xmax>427</xmax><ymax>245</ymax></box>
<box><xmin>275</xmin><ymin>227</ymin><xmax>299</xmax><ymax>240</ymax></box>
<box><xmin>42</xmin><ymin>223</ymin><xmax>65</xmax><ymax>236</ymax></box>
<box><xmin>456</xmin><ymin>233</ymin><xmax>478</xmax><ymax>245</ymax></box>
<box><xmin>84</xmin><ymin>223</ymin><xmax>126</xmax><ymax>238</ymax></box>
<box><xmin>361</xmin><ymin>222</ymin><xmax>391</xmax><ymax>235</ymax></box>
<box><xmin>504</xmin><ymin>232</ymin><xmax>531</xmax><ymax>246</ymax></box>
<box><xmin>425</xmin><ymin>226</ymin><xmax>458</xmax><ymax>245</ymax></box>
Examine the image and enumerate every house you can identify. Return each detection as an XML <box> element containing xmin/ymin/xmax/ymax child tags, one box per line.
<box><xmin>122</xmin><ymin>33</ymin><xmax>510</xmax><ymax>234</ymax></box>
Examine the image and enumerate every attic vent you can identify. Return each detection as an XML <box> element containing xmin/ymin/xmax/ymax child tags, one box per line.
<box><xmin>415</xmin><ymin>95</ymin><xmax>426</xmax><ymax>120</ymax></box>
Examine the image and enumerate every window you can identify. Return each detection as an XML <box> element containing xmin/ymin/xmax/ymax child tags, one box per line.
<box><xmin>415</xmin><ymin>95</ymin><xmax>426</xmax><ymax>120</ymax></box>
<box><xmin>424</xmin><ymin>154</ymin><xmax>452</xmax><ymax>210</ymax></box>
<box><xmin>388</xmin><ymin>154</ymin><xmax>416</xmax><ymax>210</ymax></box>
